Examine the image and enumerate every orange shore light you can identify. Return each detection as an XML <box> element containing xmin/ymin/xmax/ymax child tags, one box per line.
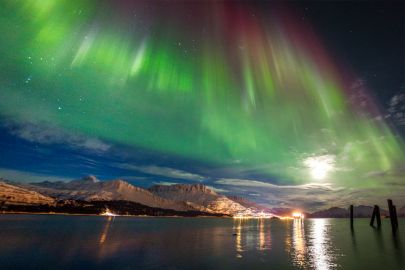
<box><xmin>292</xmin><ymin>212</ymin><xmax>304</xmax><ymax>219</ymax></box>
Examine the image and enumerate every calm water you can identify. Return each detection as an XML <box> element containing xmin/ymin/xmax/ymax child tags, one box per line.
<box><xmin>0</xmin><ymin>215</ymin><xmax>403</xmax><ymax>270</ymax></box>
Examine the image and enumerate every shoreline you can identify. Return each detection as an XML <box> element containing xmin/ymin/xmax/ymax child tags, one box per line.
<box><xmin>0</xmin><ymin>211</ymin><xmax>230</xmax><ymax>218</ymax></box>
<box><xmin>1</xmin><ymin>212</ymin><xmax>394</xmax><ymax>219</ymax></box>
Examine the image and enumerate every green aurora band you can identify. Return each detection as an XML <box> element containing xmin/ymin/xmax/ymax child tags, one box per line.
<box><xmin>0</xmin><ymin>0</ymin><xmax>404</xmax><ymax>188</ymax></box>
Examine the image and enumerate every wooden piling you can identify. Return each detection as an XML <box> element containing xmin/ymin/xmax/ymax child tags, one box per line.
<box><xmin>370</xmin><ymin>206</ymin><xmax>376</xmax><ymax>227</ymax></box>
<box><xmin>375</xmin><ymin>205</ymin><xmax>381</xmax><ymax>228</ymax></box>
<box><xmin>393</xmin><ymin>205</ymin><xmax>399</xmax><ymax>229</ymax></box>
<box><xmin>387</xmin><ymin>199</ymin><xmax>398</xmax><ymax>234</ymax></box>
<box><xmin>349</xmin><ymin>205</ymin><xmax>354</xmax><ymax>229</ymax></box>
<box><xmin>370</xmin><ymin>207</ymin><xmax>375</xmax><ymax>227</ymax></box>
<box><xmin>370</xmin><ymin>205</ymin><xmax>381</xmax><ymax>228</ymax></box>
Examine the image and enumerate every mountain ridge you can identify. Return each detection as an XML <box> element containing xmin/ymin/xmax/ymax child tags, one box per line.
<box><xmin>1</xmin><ymin>176</ymin><xmax>404</xmax><ymax>217</ymax></box>
<box><xmin>19</xmin><ymin>177</ymin><xmax>198</xmax><ymax>212</ymax></box>
<box><xmin>148</xmin><ymin>183</ymin><xmax>247</xmax><ymax>215</ymax></box>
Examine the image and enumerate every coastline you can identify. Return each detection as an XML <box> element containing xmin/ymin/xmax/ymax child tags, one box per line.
<box><xmin>0</xmin><ymin>211</ymin><xmax>230</xmax><ymax>218</ymax></box>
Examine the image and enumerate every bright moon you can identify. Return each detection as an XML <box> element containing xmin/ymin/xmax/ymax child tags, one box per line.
<box><xmin>303</xmin><ymin>155</ymin><xmax>336</xmax><ymax>180</ymax></box>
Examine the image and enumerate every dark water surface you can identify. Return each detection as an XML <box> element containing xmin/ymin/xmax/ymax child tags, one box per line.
<box><xmin>0</xmin><ymin>215</ymin><xmax>404</xmax><ymax>269</ymax></box>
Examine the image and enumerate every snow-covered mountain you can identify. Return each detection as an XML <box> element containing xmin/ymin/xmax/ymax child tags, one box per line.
<box><xmin>4</xmin><ymin>177</ymin><xmax>251</xmax><ymax>215</ymax></box>
<box><xmin>0</xmin><ymin>181</ymin><xmax>55</xmax><ymax>205</ymax></box>
<box><xmin>5</xmin><ymin>175</ymin><xmax>402</xmax><ymax>218</ymax></box>
<box><xmin>227</xmin><ymin>195</ymin><xmax>270</xmax><ymax>211</ymax></box>
<box><xmin>148</xmin><ymin>184</ymin><xmax>246</xmax><ymax>215</ymax></box>
<box><xmin>21</xmin><ymin>176</ymin><xmax>196</xmax><ymax>212</ymax></box>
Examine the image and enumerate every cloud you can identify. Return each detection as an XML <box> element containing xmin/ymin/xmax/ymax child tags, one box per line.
<box><xmin>215</xmin><ymin>178</ymin><xmax>336</xmax><ymax>190</ymax></box>
<box><xmin>0</xmin><ymin>168</ymin><xmax>72</xmax><ymax>183</ymax></box>
<box><xmin>206</xmin><ymin>185</ymin><xmax>229</xmax><ymax>193</ymax></box>
<box><xmin>152</xmin><ymin>181</ymin><xmax>178</xmax><ymax>186</ymax></box>
<box><xmin>214</xmin><ymin>177</ymin><xmax>405</xmax><ymax>211</ymax></box>
<box><xmin>149</xmin><ymin>181</ymin><xmax>227</xmax><ymax>193</ymax></box>
<box><xmin>386</xmin><ymin>93</ymin><xmax>405</xmax><ymax>126</ymax></box>
<box><xmin>5</xmin><ymin>121</ymin><xmax>111</xmax><ymax>153</ymax></box>
<box><xmin>363</xmin><ymin>170</ymin><xmax>387</xmax><ymax>178</ymax></box>
<box><xmin>114</xmin><ymin>163</ymin><xmax>206</xmax><ymax>182</ymax></box>
<box><xmin>214</xmin><ymin>178</ymin><xmax>347</xmax><ymax>211</ymax></box>
<box><xmin>363</xmin><ymin>164</ymin><xmax>405</xmax><ymax>179</ymax></box>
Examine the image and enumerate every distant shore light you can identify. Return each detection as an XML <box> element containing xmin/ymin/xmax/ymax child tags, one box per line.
<box><xmin>292</xmin><ymin>212</ymin><xmax>304</xmax><ymax>219</ymax></box>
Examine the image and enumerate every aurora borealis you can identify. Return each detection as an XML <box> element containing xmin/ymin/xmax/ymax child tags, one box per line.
<box><xmin>0</xmin><ymin>0</ymin><xmax>404</xmax><ymax>210</ymax></box>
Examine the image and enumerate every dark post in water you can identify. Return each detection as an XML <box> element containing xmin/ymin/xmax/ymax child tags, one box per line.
<box><xmin>370</xmin><ymin>205</ymin><xmax>381</xmax><ymax>228</ymax></box>
<box><xmin>349</xmin><ymin>205</ymin><xmax>354</xmax><ymax>229</ymax></box>
<box><xmin>387</xmin><ymin>199</ymin><xmax>398</xmax><ymax>234</ymax></box>
<box><xmin>393</xmin><ymin>205</ymin><xmax>399</xmax><ymax>228</ymax></box>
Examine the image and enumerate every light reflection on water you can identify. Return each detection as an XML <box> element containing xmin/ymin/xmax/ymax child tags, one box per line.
<box><xmin>291</xmin><ymin>219</ymin><xmax>308</xmax><ymax>269</ymax></box>
<box><xmin>0</xmin><ymin>216</ymin><xmax>403</xmax><ymax>270</ymax></box>
<box><xmin>232</xmin><ymin>218</ymin><xmax>272</xmax><ymax>258</ymax></box>
<box><xmin>234</xmin><ymin>218</ymin><xmax>243</xmax><ymax>257</ymax></box>
<box><xmin>308</xmin><ymin>219</ymin><xmax>338</xmax><ymax>270</ymax></box>
<box><xmin>286</xmin><ymin>218</ymin><xmax>340</xmax><ymax>269</ymax></box>
<box><xmin>258</xmin><ymin>218</ymin><xmax>271</xmax><ymax>251</ymax></box>
<box><xmin>99</xmin><ymin>216</ymin><xmax>113</xmax><ymax>244</ymax></box>
<box><xmin>232</xmin><ymin>218</ymin><xmax>338</xmax><ymax>269</ymax></box>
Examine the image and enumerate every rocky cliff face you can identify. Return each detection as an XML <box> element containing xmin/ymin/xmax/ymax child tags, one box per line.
<box><xmin>0</xmin><ymin>181</ymin><xmax>55</xmax><ymax>205</ymax></box>
<box><xmin>149</xmin><ymin>184</ymin><xmax>246</xmax><ymax>215</ymax></box>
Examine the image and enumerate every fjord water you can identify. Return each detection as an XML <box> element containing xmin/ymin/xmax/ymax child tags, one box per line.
<box><xmin>0</xmin><ymin>215</ymin><xmax>403</xmax><ymax>270</ymax></box>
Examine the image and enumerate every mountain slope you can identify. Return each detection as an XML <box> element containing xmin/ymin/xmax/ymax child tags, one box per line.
<box><xmin>0</xmin><ymin>181</ymin><xmax>55</xmax><ymax>205</ymax></box>
<box><xmin>22</xmin><ymin>176</ymin><xmax>197</xmax><ymax>212</ymax></box>
<box><xmin>227</xmin><ymin>195</ymin><xmax>270</xmax><ymax>211</ymax></box>
<box><xmin>149</xmin><ymin>184</ymin><xmax>246</xmax><ymax>215</ymax></box>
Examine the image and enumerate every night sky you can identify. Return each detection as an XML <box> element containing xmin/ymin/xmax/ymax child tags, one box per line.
<box><xmin>0</xmin><ymin>0</ymin><xmax>404</xmax><ymax>211</ymax></box>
